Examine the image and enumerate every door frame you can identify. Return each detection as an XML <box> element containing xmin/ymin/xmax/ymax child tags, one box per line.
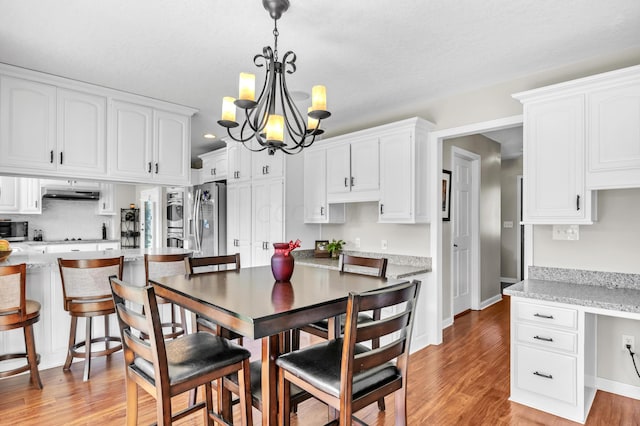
<box><xmin>450</xmin><ymin>147</ymin><xmax>481</xmax><ymax>315</ymax></box>
<box><xmin>427</xmin><ymin>114</ymin><xmax>525</xmax><ymax>345</ymax></box>
<box><xmin>516</xmin><ymin>175</ymin><xmax>523</xmax><ymax>281</ymax></box>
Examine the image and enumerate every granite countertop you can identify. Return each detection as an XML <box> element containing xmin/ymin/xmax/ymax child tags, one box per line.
<box><xmin>0</xmin><ymin>248</ymin><xmax>193</xmax><ymax>268</ymax></box>
<box><xmin>504</xmin><ymin>267</ymin><xmax>640</xmax><ymax>314</ymax></box>
<box><xmin>21</xmin><ymin>239</ymin><xmax>120</xmax><ymax>245</ymax></box>
<box><xmin>293</xmin><ymin>250</ymin><xmax>431</xmax><ymax>279</ymax></box>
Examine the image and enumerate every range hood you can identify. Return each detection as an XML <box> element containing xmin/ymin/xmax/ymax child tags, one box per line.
<box><xmin>42</xmin><ymin>188</ymin><xmax>100</xmax><ymax>200</ymax></box>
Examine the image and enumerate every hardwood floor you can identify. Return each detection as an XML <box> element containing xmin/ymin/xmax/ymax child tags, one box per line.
<box><xmin>1</xmin><ymin>296</ymin><xmax>638</xmax><ymax>425</ymax></box>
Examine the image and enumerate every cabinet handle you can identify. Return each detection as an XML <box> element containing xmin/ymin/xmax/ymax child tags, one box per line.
<box><xmin>533</xmin><ymin>371</ymin><xmax>553</xmax><ymax>380</ymax></box>
<box><xmin>351</xmin><ymin>176</ymin><xmax>355</xmax><ymax>187</ymax></box>
<box><xmin>235</xmin><ymin>239</ymin><xmax>239</xmax><ymax>247</ymax></box>
<box><xmin>533</xmin><ymin>313</ymin><xmax>554</xmax><ymax>319</ymax></box>
<box><xmin>235</xmin><ymin>171</ymin><xmax>239</xmax><ymax>179</ymax></box>
<box><xmin>380</xmin><ymin>204</ymin><xmax>384</xmax><ymax>215</ymax></box>
<box><xmin>533</xmin><ymin>335</ymin><xmax>554</xmax><ymax>342</ymax></box>
<box><xmin>103</xmin><ymin>202</ymin><xmax>106</xmax><ymax>209</ymax></box>
<box><xmin>576</xmin><ymin>194</ymin><xmax>580</xmax><ymax>211</ymax></box>
<box><xmin>265</xmin><ymin>165</ymin><xmax>269</xmax><ymax>174</ymax></box>
<box><xmin>211</xmin><ymin>168</ymin><xmax>215</xmax><ymax>176</ymax></box>
<box><xmin>155</xmin><ymin>163</ymin><xmax>159</xmax><ymax>174</ymax></box>
<box><xmin>320</xmin><ymin>206</ymin><xmax>325</xmax><ymax>216</ymax></box>
<box><xmin>148</xmin><ymin>162</ymin><xmax>152</xmax><ymax>173</ymax></box>
<box><xmin>35</xmin><ymin>200</ymin><xmax>38</xmax><ymax>208</ymax></box>
<box><xmin>71</xmin><ymin>249</ymin><xmax>80</xmax><ymax>252</ymax></box>
<box><xmin>60</xmin><ymin>151</ymin><xmax>63</xmax><ymax>164</ymax></box>
<box><xmin>50</xmin><ymin>150</ymin><xmax>54</xmax><ymax>163</ymax></box>
<box><xmin>344</xmin><ymin>177</ymin><xmax>348</xmax><ymax>187</ymax></box>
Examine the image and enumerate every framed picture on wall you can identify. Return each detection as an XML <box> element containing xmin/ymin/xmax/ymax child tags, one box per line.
<box><xmin>314</xmin><ymin>240</ymin><xmax>330</xmax><ymax>258</ymax></box>
<box><xmin>442</xmin><ymin>170</ymin><xmax>452</xmax><ymax>221</ymax></box>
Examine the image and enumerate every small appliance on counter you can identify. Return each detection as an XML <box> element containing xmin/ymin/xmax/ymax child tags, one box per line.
<box><xmin>0</xmin><ymin>221</ymin><xmax>28</xmax><ymax>242</ymax></box>
<box><xmin>33</xmin><ymin>229</ymin><xmax>43</xmax><ymax>241</ymax></box>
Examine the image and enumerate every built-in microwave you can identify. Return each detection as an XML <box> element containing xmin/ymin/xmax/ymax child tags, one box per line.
<box><xmin>0</xmin><ymin>221</ymin><xmax>28</xmax><ymax>242</ymax></box>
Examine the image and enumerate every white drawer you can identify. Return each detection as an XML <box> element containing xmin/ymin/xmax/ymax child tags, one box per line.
<box><xmin>516</xmin><ymin>323</ymin><xmax>578</xmax><ymax>354</ymax></box>
<box><xmin>515</xmin><ymin>345</ymin><xmax>577</xmax><ymax>405</ymax></box>
<box><xmin>515</xmin><ymin>300</ymin><xmax>578</xmax><ymax>330</ymax></box>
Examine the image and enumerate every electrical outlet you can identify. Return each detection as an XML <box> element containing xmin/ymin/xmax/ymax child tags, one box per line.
<box><xmin>622</xmin><ymin>335</ymin><xmax>635</xmax><ymax>351</ymax></box>
<box><xmin>355</xmin><ymin>238</ymin><xmax>361</xmax><ymax>249</ymax></box>
<box><xmin>381</xmin><ymin>239</ymin><xmax>388</xmax><ymax>250</ymax></box>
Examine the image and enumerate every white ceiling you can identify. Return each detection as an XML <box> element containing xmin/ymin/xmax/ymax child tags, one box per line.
<box><xmin>1</xmin><ymin>0</ymin><xmax>639</xmax><ymax>164</ymax></box>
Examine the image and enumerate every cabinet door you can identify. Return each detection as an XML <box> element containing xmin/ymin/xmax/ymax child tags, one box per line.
<box><xmin>326</xmin><ymin>144</ymin><xmax>351</xmax><ymax>195</ymax></box>
<box><xmin>109</xmin><ymin>100</ymin><xmax>153</xmax><ymax>181</ymax></box>
<box><xmin>379</xmin><ymin>131</ymin><xmax>413</xmax><ymax>222</ymax></box>
<box><xmin>201</xmin><ymin>150</ymin><xmax>227</xmax><ymax>183</ymax></box>
<box><xmin>98</xmin><ymin>183</ymin><xmax>116</xmax><ymax>215</ymax></box>
<box><xmin>227</xmin><ymin>182</ymin><xmax>252</xmax><ymax>265</ymax></box>
<box><xmin>57</xmin><ymin>88</ymin><xmax>107</xmax><ymax>176</ymax></box>
<box><xmin>350</xmin><ymin>137</ymin><xmax>380</xmax><ymax>193</ymax></box>
<box><xmin>252</xmin><ymin>179</ymin><xmax>283</xmax><ymax>267</ymax></box>
<box><xmin>524</xmin><ymin>95</ymin><xmax>593</xmax><ymax>223</ymax></box>
<box><xmin>252</xmin><ymin>149</ymin><xmax>284</xmax><ymax>180</ymax></box>
<box><xmin>304</xmin><ymin>149</ymin><xmax>328</xmax><ymax>223</ymax></box>
<box><xmin>0</xmin><ymin>176</ymin><xmax>20</xmax><ymax>213</ymax></box>
<box><xmin>0</xmin><ymin>75</ymin><xmax>56</xmax><ymax>170</ymax></box>
<box><xmin>19</xmin><ymin>177</ymin><xmax>42</xmax><ymax>214</ymax></box>
<box><xmin>153</xmin><ymin>110</ymin><xmax>190</xmax><ymax>184</ymax></box>
<box><xmin>227</xmin><ymin>143</ymin><xmax>252</xmax><ymax>182</ymax></box>
<box><xmin>587</xmin><ymin>81</ymin><xmax>640</xmax><ymax>189</ymax></box>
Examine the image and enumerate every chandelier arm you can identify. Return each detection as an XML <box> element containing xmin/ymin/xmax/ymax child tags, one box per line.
<box><xmin>279</xmin><ymin>65</ymin><xmax>307</xmax><ymax>141</ymax></box>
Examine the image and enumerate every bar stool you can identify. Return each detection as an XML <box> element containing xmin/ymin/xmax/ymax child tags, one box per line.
<box><xmin>144</xmin><ymin>253</ymin><xmax>190</xmax><ymax>339</ymax></box>
<box><xmin>58</xmin><ymin>257</ymin><xmax>124</xmax><ymax>381</ymax></box>
<box><xmin>0</xmin><ymin>263</ymin><xmax>43</xmax><ymax>389</ymax></box>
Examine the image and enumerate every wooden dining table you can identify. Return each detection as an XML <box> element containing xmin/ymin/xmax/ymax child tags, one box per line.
<box><xmin>150</xmin><ymin>264</ymin><xmax>410</xmax><ymax>426</ymax></box>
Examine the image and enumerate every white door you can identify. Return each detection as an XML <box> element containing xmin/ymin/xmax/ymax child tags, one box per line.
<box><xmin>452</xmin><ymin>155</ymin><xmax>473</xmax><ymax>315</ymax></box>
<box><xmin>140</xmin><ymin>187</ymin><xmax>163</xmax><ymax>249</ymax></box>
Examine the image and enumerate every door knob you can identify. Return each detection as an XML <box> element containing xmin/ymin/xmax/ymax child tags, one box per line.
<box><xmin>453</xmin><ymin>244</ymin><xmax>458</xmax><ymax>247</ymax></box>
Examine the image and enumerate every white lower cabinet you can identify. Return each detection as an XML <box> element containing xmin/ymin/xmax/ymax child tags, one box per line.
<box><xmin>510</xmin><ymin>298</ymin><xmax>596</xmax><ymax>423</ymax></box>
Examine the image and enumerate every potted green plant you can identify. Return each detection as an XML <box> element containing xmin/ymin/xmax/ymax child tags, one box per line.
<box><xmin>326</xmin><ymin>239</ymin><xmax>345</xmax><ymax>259</ymax></box>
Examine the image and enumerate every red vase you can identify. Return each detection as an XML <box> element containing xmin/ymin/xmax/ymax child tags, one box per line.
<box><xmin>271</xmin><ymin>242</ymin><xmax>295</xmax><ymax>281</ymax></box>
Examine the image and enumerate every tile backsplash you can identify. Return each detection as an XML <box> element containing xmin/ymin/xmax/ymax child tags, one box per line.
<box><xmin>1</xmin><ymin>198</ymin><xmax>113</xmax><ymax>241</ymax></box>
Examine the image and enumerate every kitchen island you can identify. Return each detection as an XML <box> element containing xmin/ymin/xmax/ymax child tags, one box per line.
<box><xmin>504</xmin><ymin>266</ymin><xmax>640</xmax><ymax>423</ymax></box>
<box><xmin>0</xmin><ymin>247</ymin><xmax>193</xmax><ymax>372</ymax></box>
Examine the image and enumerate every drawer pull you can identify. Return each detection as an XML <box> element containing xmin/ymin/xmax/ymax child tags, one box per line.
<box><xmin>533</xmin><ymin>313</ymin><xmax>554</xmax><ymax>319</ymax></box>
<box><xmin>533</xmin><ymin>371</ymin><xmax>553</xmax><ymax>380</ymax></box>
<box><xmin>533</xmin><ymin>335</ymin><xmax>554</xmax><ymax>342</ymax></box>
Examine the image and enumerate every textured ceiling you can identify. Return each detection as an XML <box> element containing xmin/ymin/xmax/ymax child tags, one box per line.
<box><xmin>1</xmin><ymin>0</ymin><xmax>639</xmax><ymax>163</ymax></box>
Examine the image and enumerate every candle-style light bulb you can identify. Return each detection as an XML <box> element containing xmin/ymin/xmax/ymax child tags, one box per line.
<box><xmin>221</xmin><ymin>97</ymin><xmax>236</xmax><ymax>122</ymax></box>
<box><xmin>239</xmin><ymin>73</ymin><xmax>256</xmax><ymax>101</ymax></box>
<box><xmin>311</xmin><ymin>85</ymin><xmax>327</xmax><ymax>112</ymax></box>
<box><xmin>266</xmin><ymin>114</ymin><xmax>284</xmax><ymax>143</ymax></box>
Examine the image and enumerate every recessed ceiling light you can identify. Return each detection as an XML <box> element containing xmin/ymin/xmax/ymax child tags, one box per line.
<box><xmin>203</xmin><ymin>133</ymin><xmax>216</xmax><ymax>139</ymax></box>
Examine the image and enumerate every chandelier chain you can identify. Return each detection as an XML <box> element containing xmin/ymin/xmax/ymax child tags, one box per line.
<box><xmin>273</xmin><ymin>19</ymin><xmax>279</xmax><ymax>62</ymax></box>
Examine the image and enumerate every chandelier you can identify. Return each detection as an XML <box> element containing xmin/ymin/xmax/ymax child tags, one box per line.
<box><xmin>217</xmin><ymin>0</ymin><xmax>330</xmax><ymax>155</ymax></box>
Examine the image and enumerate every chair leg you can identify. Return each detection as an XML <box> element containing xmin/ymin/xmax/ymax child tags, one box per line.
<box><xmin>394</xmin><ymin>388</ymin><xmax>407</xmax><ymax>426</ymax></box>
<box><xmin>278</xmin><ymin>369</ymin><xmax>291</xmax><ymax>426</ymax></box>
<box><xmin>23</xmin><ymin>324</ymin><xmax>42</xmax><ymax>389</ymax></box>
<box><xmin>219</xmin><ymin>379</ymin><xmax>233</xmax><ymax>423</ymax></box>
<box><xmin>157</xmin><ymin>389</ymin><xmax>172</xmax><ymax>426</ymax></box>
<box><xmin>238</xmin><ymin>359</ymin><xmax>253</xmax><ymax>426</ymax></box>
<box><xmin>126</xmin><ymin>376</ymin><xmax>138</xmax><ymax>426</ymax></box>
<box><xmin>63</xmin><ymin>315</ymin><xmax>78</xmax><ymax>371</ymax></box>
<box><xmin>83</xmin><ymin>316</ymin><xmax>92</xmax><ymax>382</ymax></box>
<box><xmin>104</xmin><ymin>314</ymin><xmax>111</xmax><ymax>355</ymax></box>
<box><xmin>291</xmin><ymin>328</ymin><xmax>300</xmax><ymax>350</ymax></box>
<box><xmin>204</xmin><ymin>382</ymin><xmax>214</xmax><ymax>426</ymax></box>
<box><xmin>372</xmin><ymin>335</ymin><xmax>385</xmax><ymax>411</ymax></box>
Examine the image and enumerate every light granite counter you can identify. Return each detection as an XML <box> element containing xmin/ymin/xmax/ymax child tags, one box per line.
<box><xmin>293</xmin><ymin>250</ymin><xmax>431</xmax><ymax>279</ymax></box>
<box><xmin>504</xmin><ymin>266</ymin><xmax>640</xmax><ymax>314</ymax></box>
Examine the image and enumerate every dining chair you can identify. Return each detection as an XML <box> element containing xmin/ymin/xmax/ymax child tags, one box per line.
<box><xmin>0</xmin><ymin>263</ymin><xmax>43</xmax><ymax>389</ymax></box>
<box><xmin>144</xmin><ymin>253</ymin><xmax>191</xmax><ymax>339</ymax></box>
<box><xmin>58</xmin><ymin>256</ymin><xmax>124</xmax><ymax>381</ymax></box>
<box><xmin>292</xmin><ymin>254</ymin><xmax>389</xmax><ymax>410</ymax></box>
<box><xmin>109</xmin><ymin>276</ymin><xmax>253</xmax><ymax>426</ymax></box>
<box><xmin>277</xmin><ymin>279</ymin><xmax>421</xmax><ymax>426</ymax></box>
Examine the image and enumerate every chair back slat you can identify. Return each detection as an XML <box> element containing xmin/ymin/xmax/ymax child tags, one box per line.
<box><xmin>187</xmin><ymin>253</ymin><xmax>241</xmax><ymax>274</ymax></box>
<box><xmin>354</xmin><ymin>340</ymin><xmax>405</xmax><ymax>373</ymax></box>
<box><xmin>339</xmin><ymin>254</ymin><xmax>388</xmax><ymax>278</ymax></box>
<box><xmin>354</xmin><ymin>310</ymin><xmax>410</xmax><ymax>344</ymax></box>
<box><xmin>123</xmin><ymin>330</ymin><xmax>154</xmax><ymax>362</ymax></box>
<box><xmin>0</xmin><ymin>264</ymin><xmax>26</xmax><ymax>320</ymax></box>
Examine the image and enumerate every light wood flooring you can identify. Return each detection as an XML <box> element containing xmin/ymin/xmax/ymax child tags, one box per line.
<box><xmin>1</xmin><ymin>296</ymin><xmax>639</xmax><ymax>425</ymax></box>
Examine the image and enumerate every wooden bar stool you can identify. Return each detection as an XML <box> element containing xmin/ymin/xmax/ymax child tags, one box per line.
<box><xmin>58</xmin><ymin>256</ymin><xmax>124</xmax><ymax>381</ymax></box>
<box><xmin>0</xmin><ymin>263</ymin><xmax>43</xmax><ymax>389</ymax></box>
<box><xmin>145</xmin><ymin>253</ymin><xmax>191</xmax><ymax>339</ymax></box>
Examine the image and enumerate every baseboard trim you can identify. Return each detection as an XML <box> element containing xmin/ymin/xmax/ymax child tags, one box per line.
<box><xmin>481</xmin><ymin>294</ymin><xmax>503</xmax><ymax>310</ymax></box>
<box><xmin>501</xmin><ymin>277</ymin><xmax>518</xmax><ymax>284</ymax></box>
<box><xmin>442</xmin><ymin>316</ymin><xmax>453</xmax><ymax>329</ymax></box>
<box><xmin>595</xmin><ymin>377</ymin><xmax>640</xmax><ymax>400</ymax></box>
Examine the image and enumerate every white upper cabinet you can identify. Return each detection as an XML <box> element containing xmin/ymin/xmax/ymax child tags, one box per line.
<box><xmin>0</xmin><ymin>176</ymin><xmax>20</xmax><ymax>213</ymax></box>
<box><xmin>227</xmin><ymin>143</ymin><xmax>252</xmax><ymax>183</ymax></box>
<box><xmin>303</xmin><ymin>148</ymin><xmax>345</xmax><ymax>224</ymax></box>
<box><xmin>19</xmin><ymin>178</ymin><xmax>42</xmax><ymax>214</ymax></box>
<box><xmin>57</xmin><ymin>88</ymin><xmax>107</xmax><ymax>176</ymax></box>
<box><xmin>326</xmin><ymin>137</ymin><xmax>380</xmax><ymax>203</ymax></box>
<box><xmin>200</xmin><ymin>149</ymin><xmax>228</xmax><ymax>182</ymax></box>
<box><xmin>0</xmin><ymin>75</ymin><xmax>57</xmax><ymax>171</ymax></box>
<box><xmin>251</xmin><ymin>147</ymin><xmax>284</xmax><ymax>181</ymax></box>
<box><xmin>587</xmin><ymin>78</ymin><xmax>640</xmax><ymax>189</ymax></box>
<box><xmin>109</xmin><ymin>100</ymin><xmax>153</xmax><ymax>181</ymax></box>
<box><xmin>521</xmin><ymin>95</ymin><xmax>595</xmax><ymax>224</ymax></box>
<box><xmin>98</xmin><ymin>183</ymin><xmax>117</xmax><ymax>215</ymax></box>
<box><xmin>153</xmin><ymin>110</ymin><xmax>190</xmax><ymax>184</ymax></box>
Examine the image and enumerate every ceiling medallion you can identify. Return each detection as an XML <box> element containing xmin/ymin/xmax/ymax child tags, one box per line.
<box><xmin>217</xmin><ymin>0</ymin><xmax>330</xmax><ymax>155</ymax></box>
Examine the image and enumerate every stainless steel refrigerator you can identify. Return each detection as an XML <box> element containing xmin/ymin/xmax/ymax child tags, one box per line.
<box><xmin>186</xmin><ymin>182</ymin><xmax>227</xmax><ymax>256</ymax></box>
